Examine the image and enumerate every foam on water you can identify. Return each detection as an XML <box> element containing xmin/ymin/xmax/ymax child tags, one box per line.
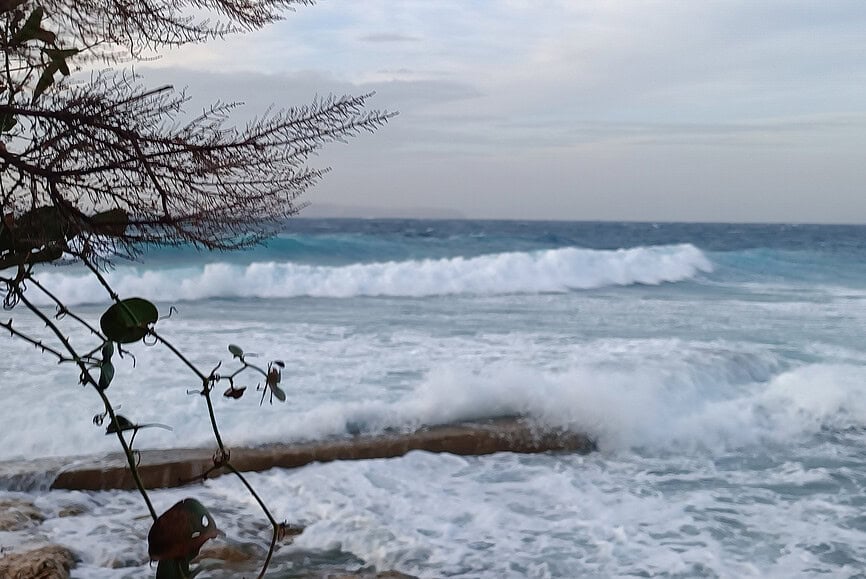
<box><xmin>11</xmin><ymin>445</ymin><xmax>866</xmax><ymax>577</ymax></box>
<box><xmin>31</xmin><ymin>244</ymin><xmax>712</xmax><ymax>305</ymax></box>
<box><xmin>3</xmin><ymin>321</ymin><xmax>865</xmax><ymax>467</ymax></box>
<box><xmin>4</xmin><ymin>220</ymin><xmax>866</xmax><ymax>577</ymax></box>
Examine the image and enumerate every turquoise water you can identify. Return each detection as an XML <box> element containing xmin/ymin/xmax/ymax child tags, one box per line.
<box><xmin>3</xmin><ymin>219</ymin><xmax>866</xmax><ymax>577</ymax></box>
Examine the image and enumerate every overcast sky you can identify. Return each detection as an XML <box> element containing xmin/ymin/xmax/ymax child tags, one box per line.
<box><xmin>143</xmin><ymin>0</ymin><xmax>866</xmax><ymax>222</ymax></box>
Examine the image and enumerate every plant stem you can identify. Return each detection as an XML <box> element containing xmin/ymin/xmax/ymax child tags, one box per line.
<box><xmin>14</xmin><ymin>288</ymin><xmax>157</xmax><ymax>520</ymax></box>
<box><xmin>225</xmin><ymin>463</ymin><xmax>280</xmax><ymax>579</ymax></box>
<box><xmin>0</xmin><ymin>318</ymin><xmax>73</xmax><ymax>362</ymax></box>
<box><xmin>27</xmin><ymin>275</ymin><xmax>106</xmax><ymax>339</ymax></box>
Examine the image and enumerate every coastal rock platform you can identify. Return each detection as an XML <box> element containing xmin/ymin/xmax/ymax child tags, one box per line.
<box><xmin>47</xmin><ymin>417</ymin><xmax>594</xmax><ymax>491</ymax></box>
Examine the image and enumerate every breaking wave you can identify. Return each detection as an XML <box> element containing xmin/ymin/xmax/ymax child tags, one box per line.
<box><xmin>33</xmin><ymin>244</ymin><xmax>712</xmax><ymax>305</ymax></box>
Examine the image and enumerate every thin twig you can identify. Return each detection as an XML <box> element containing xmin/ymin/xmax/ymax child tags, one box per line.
<box><xmin>0</xmin><ymin>318</ymin><xmax>74</xmax><ymax>362</ymax></box>
<box><xmin>14</xmin><ymin>287</ymin><xmax>157</xmax><ymax>521</ymax></box>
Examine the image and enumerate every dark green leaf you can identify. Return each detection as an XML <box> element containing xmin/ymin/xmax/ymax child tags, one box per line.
<box><xmin>227</xmin><ymin>344</ymin><xmax>244</xmax><ymax>358</ymax></box>
<box><xmin>271</xmin><ymin>384</ymin><xmax>286</xmax><ymax>402</ymax></box>
<box><xmin>14</xmin><ymin>205</ymin><xmax>71</xmax><ymax>249</ymax></box>
<box><xmin>89</xmin><ymin>208</ymin><xmax>128</xmax><ymax>237</ymax></box>
<box><xmin>33</xmin><ymin>28</ymin><xmax>55</xmax><ymax>43</ymax></box>
<box><xmin>0</xmin><ymin>2</ymin><xmax>25</xmax><ymax>16</ymax></box>
<box><xmin>10</xmin><ymin>7</ymin><xmax>43</xmax><ymax>44</ymax></box>
<box><xmin>0</xmin><ymin>114</ymin><xmax>16</xmax><ymax>132</ymax></box>
<box><xmin>101</xmin><ymin>341</ymin><xmax>114</xmax><ymax>361</ymax></box>
<box><xmin>105</xmin><ymin>414</ymin><xmax>134</xmax><ymax>434</ymax></box>
<box><xmin>43</xmin><ymin>47</ymin><xmax>79</xmax><ymax>60</ymax></box>
<box><xmin>31</xmin><ymin>61</ymin><xmax>59</xmax><ymax>103</ymax></box>
<box><xmin>100</xmin><ymin>298</ymin><xmax>158</xmax><ymax>343</ymax></box>
<box><xmin>149</xmin><ymin>499</ymin><xmax>219</xmax><ymax>562</ymax></box>
<box><xmin>98</xmin><ymin>360</ymin><xmax>114</xmax><ymax>390</ymax></box>
<box><xmin>44</xmin><ymin>47</ymin><xmax>78</xmax><ymax>75</ymax></box>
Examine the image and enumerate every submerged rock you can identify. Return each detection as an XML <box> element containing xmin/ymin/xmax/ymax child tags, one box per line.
<box><xmin>0</xmin><ymin>498</ymin><xmax>44</xmax><ymax>531</ymax></box>
<box><xmin>0</xmin><ymin>545</ymin><xmax>76</xmax><ymax>579</ymax></box>
<box><xmin>313</xmin><ymin>570</ymin><xmax>417</xmax><ymax>579</ymax></box>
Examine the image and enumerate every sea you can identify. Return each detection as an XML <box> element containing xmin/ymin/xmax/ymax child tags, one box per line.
<box><xmin>2</xmin><ymin>218</ymin><xmax>866</xmax><ymax>578</ymax></box>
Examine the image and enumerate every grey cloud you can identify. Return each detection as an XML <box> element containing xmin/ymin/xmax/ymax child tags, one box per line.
<box><xmin>358</xmin><ymin>33</ymin><xmax>421</xmax><ymax>43</ymax></box>
<box><xmin>138</xmin><ymin>67</ymin><xmax>481</xmax><ymax>114</ymax></box>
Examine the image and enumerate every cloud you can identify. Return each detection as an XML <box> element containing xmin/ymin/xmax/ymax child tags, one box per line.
<box><xmin>137</xmin><ymin>0</ymin><xmax>866</xmax><ymax>222</ymax></box>
<box><xmin>358</xmin><ymin>33</ymin><xmax>421</xmax><ymax>43</ymax></box>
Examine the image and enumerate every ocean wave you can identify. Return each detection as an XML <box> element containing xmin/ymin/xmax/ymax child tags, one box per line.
<box><xmin>33</xmin><ymin>244</ymin><xmax>712</xmax><ymax>305</ymax></box>
<box><xmin>279</xmin><ymin>360</ymin><xmax>866</xmax><ymax>454</ymax></box>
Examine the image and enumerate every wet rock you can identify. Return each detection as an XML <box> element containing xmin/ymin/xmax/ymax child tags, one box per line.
<box><xmin>317</xmin><ymin>571</ymin><xmax>417</xmax><ymax>579</ymax></box>
<box><xmin>196</xmin><ymin>541</ymin><xmax>261</xmax><ymax>565</ymax></box>
<box><xmin>51</xmin><ymin>418</ymin><xmax>596</xmax><ymax>491</ymax></box>
<box><xmin>0</xmin><ymin>545</ymin><xmax>76</xmax><ymax>579</ymax></box>
<box><xmin>0</xmin><ymin>498</ymin><xmax>44</xmax><ymax>531</ymax></box>
<box><xmin>57</xmin><ymin>505</ymin><xmax>87</xmax><ymax>518</ymax></box>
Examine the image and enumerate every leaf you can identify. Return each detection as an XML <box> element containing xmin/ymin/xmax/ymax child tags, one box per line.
<box><xmin>105</xmin><ymin>414</ymin><xmax>134</xmax><ymax>434</ymax></box>
<box><xmin>227</xmin><ymin>344</ymin><xmax>244</xmax><ymax>358</ymax></box>
<box><xmin>266</xmin><ymin>367</ymin><xmax>281</xmax><ymax>386</ymax></box>
<box><xmin>223</xmin><ymin>386</ymin><xmax>246</xmax><ymax>399</ymax></box>
<box><xmin>43</xmin><ymin>47</ymin><xmax>79</xmax><ymax>60</ymax></box>
<box><xmin>0</xmin><ymin>1</ymin><xmax>27</xmax><ymax>16</ymax></box>
<box><xmin>100</xmin><ymin>298</ymin><xmax>158</xmax><ymax>343</ymax></box>
<box><xmin>0</xmin><ymin>114</ymin><xmax>16</xmax><ymax>132</ymax></box>
<box><xmin>101</xmin><ymin>341</ymin><xmax>114</xmax><ymax>361</ymax></box>
<box><xmin>32</xmin><ymin>61</ymin><xmax>59</xmax><ymax>103</ymax></box>
<box><xmin>271</xmin><ymin>384</ymin><xmax>286</xmax><ymax>402</ymax></box>
<box><xmin>14</xmin><ymin>205</ymin><xmax>71</xmax><ymax>249</ymax></box>
<box><xmin>148</xmin><ymin>499</ymin><xmax>219</xmax><ymax>562</ymax></box>
<box><xmin>10</xmin><ymin>6</ymin><xmax>42</xmax><ymax>44</ymax></box>
<box><xmin>33</xmin><ymin>28</ymin><xmax>55</xmax><ymax>44</ymax></box>
<box><xmin>98</xmin><ymin>360</ymin><xmax>114</xmax><ymax>390</ymax></box>
<box><xmin>265</xmin><ymin>366</ymin><xmax>286</xmax><ymax>403</ymax></box>
<box><xmin>43</xmin><ymin>47</ymin><xmax>78</xmax><ymax>75</ymax></box>
<box><xmin>89</xmin><ymin>208</ymin><xmax>128</xmax><ymax>237</ymax></box>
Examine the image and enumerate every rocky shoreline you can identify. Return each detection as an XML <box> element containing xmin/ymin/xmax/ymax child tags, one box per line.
<box><xmin>0</xmin><ymin>418</ymin><xmax>594</xmax><ymax>577</ymax></box>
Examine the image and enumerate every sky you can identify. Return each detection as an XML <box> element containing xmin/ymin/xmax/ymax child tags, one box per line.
<box><xmin>143</xmin><ymin>0</ymin><xmax>866</xmax><ymax>222</ymax></box>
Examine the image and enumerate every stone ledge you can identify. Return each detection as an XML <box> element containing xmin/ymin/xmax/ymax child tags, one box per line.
<box><xmin>46</xmin><ymin>417</ymin><xmax>594</xmax><ymax>491</ymax></box>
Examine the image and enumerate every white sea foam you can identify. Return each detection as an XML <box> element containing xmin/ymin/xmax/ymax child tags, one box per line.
<box><xmin>264</xmin><ymin>360</ymin><xmax>866</xmax><ymax>454</ymax></box>
<box><xmin>30</xmin><ymin>244</ymin><xmax>712</xmax><ymax>305</ymax></box>
<box><xmin>4</xmin><ymin>333</ymin><xmax>861</xmax><ymax>467</ymax></box>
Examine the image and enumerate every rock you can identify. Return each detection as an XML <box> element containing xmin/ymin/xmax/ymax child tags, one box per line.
<box><xmin>317</xmin><ymin>572</ymin><xmax>417</xmax><ymax>579</ymax></box>
<box><xmin>0</xmin><ymin>498</ymin><xmax>44</xmax><ymax>531</ymax></box>
<box><xmin>0</xmin><ymin>545</ymin><xmax>76</xmax><ymax>579</ymax></box>
<box><xmin>196</xmin><ymin>542</ymin><xmax>260</xmax><ymax>565</ymax></box>
<box><xmin>51</xmin><ymin>417</ymin><xmax>596</xmax><ymax>491</ymax></box>
<box><xmin>57</xmin><ymin>505</ymin><xmax>87</xmax><ymax>518</ymax></box>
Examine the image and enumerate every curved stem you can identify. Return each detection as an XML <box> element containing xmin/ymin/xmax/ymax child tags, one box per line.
<box><xmin>15</xmin><ymin>289</ymin><xmax>156</xmax><ymax>520</ymax></box>
<box><xmin>224</xmin><ymin>463</ymin><xmax>280</xmax><ymax>579</ymax></box>
<box><xmin>27</xmin><ymin>275</ymin><xmax>106</xmax><ymax>339</ymax></box>
<box><xmin>80</xmin><ymin>256</ymin><xmax>282</xmax><ymax>571</ymax></box>
<box><xmin>0</xmin><ymin>318</ymin><xmax>74</xmax><ymax>362</ymax></box>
